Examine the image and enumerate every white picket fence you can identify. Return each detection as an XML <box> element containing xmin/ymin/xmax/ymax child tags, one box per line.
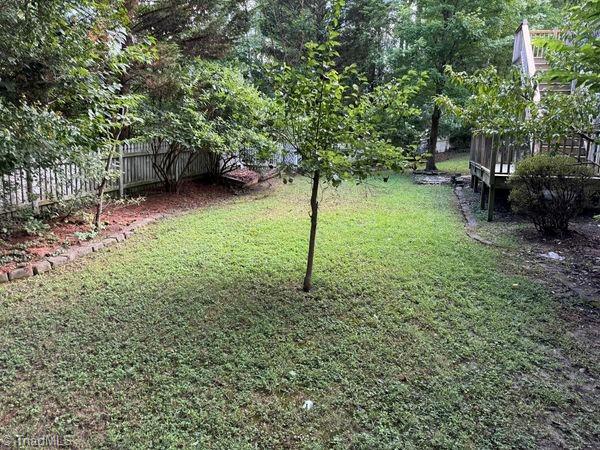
<box><xmin>0</xmin><ymin>142</ymin><xmax>213</xmax><ymax>216</ymax></box>
<box><xmin>0</xmin><ymin>142</ymin><xmax>298</xmax><ymax>216</ymax></box>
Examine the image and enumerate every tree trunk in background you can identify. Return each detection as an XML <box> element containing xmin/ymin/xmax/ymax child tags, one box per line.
<box><xmin>425</xmin><ymin>103</ymin><xmax>441</xmax><ymax>171</ymax></box>
<box><xmin>303</xmin><ymin>170</ymin><xmax>320</xmax><ymax>292</ymax></box>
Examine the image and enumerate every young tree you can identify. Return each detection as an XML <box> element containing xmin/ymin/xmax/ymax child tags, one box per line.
<box><xmin>272</xmin><ymin>0</ymin><xmax>423</xmax><ymax>292</ymax></box>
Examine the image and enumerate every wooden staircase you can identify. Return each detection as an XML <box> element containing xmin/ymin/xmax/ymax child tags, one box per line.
<box><xmin>514</xmin><ymin>24</ymin><xmax>574</xmax><ymax>99</ymax></box>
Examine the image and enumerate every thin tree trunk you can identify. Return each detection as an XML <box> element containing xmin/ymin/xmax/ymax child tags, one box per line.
<box><xmin>425</xmin><ymin>103</ymin><xmax>441</xmax><ymax>171</ymax></box>
<box><xmin>94</xmin><ymin>152</ymin><xmax>115</xmax><ymax>231</ymax></box>
<box><xmin>303</xmin><ymin>170</ymin><xmax>320</xmax><ymax>292</ymax></box>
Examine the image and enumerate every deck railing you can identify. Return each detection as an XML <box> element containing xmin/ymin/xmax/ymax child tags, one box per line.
<box><xmin>513</xmin><ymin>20</ymin><xmax>537</xmax><ymax>79</ymax></box>
<box><xmin>530</xmin><ymin>29</ymin><xmax>562</xmax><ymax>58</ymax></box>
<box><xmin>470</xmin><ymin>131</ymin><xmax>600</xmax><ymax>178</ymax></box>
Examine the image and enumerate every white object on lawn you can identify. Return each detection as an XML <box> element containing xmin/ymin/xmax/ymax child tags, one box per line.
<box><xmin>302</xmin><ymin>400</ymin><xmax>314</xmax><ymax>410</ymax></box>
<box><xmin>541</xmin><ymin>251</ymin><xmax>565</xmax><ymax>261</ymax></box>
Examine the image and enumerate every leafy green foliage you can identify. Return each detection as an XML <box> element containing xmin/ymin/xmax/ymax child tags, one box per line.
<box><xmin>0</xmin><ymin>101</ymin><xmax>84</xmax><ymax>175</ymax></box>
<box><xmin>392</xmin><ymin>0</ymin><xmax>527</xmax><ymax>169</ymax></box>
<box><xmin>257</xmin><ymin>0</ymin><xmax>329</xmax><ymax>66</ymax></box>
<box><xmin>137</xmin><ymin>44</ymin><xmax>224</xmax><ymax>191</ymax></box>
<box><xmin>516</xmin><ymin>0</ymin><xmax>570</xmax><ymax>28</ymax></box>
<box><xmin>272</xmin><ymin>23</ymin><xmax>420</xmax><ymax>184</ymax></box>
<box><xmin>137</xmin><ymin>43</ymin><xmax>276</xmax><ymax>190</ymax></box>
<box><xmin>509</xmin><ymin>154</ymin><xmax>593</xmax><ymax>235</ymax></box>
<box><xmin>74</xmin><ymin>230</ymin><xmax>99</xmax><ymax>241</ymax></box>
<box><xmin>536</xmin><ymin>0</ymin><xmax>600</xmax><ymax>92</ymax></box>
<box><xmin>438</xmin><ymin>67</ymin><xmax>538</xmax><ymax>141</ymax></box>
<box><xmin>0</xmin><ymin>0</ymin><xmax>133</xmax><ymax>176</ymax></box>
<box><xmin>22</xmin><ymin>216</ymin><xmax>51</xmax><ymax>237</ymax></box>
<box><xmin>252</xmin><ymin>0</ymin><xmax>394</xmax><ymax>87</ymax></box>
<box><xmin>337</xmin><ymin>0</ymin><xmax>394</xmax><ymax>85</ymax></box>
<box><xmin>191</xmin><ymin>59</ymin><xmax>277</xmax><ymax>174</ymax></box>
<box><xmin>439</xmin><ymin>66</ymin><xmax>599</xmax><ymax>146</ymax></box>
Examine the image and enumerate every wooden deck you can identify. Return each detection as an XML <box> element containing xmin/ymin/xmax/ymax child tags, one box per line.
<box><xmin>469</xmin><ymin>133</ymin><xmax>600</xmax><ymax>221</ymax></box>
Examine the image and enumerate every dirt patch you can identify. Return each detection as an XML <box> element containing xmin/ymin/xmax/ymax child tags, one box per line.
<box><xmin>0</xmin><ymin>177</ymin><xmax>272</xmax><ymax>275</ymax></box>
<box><xmin>412</xmin><ymin>171</ymin><xmax>462</xmax><ymax>185</ymax></box>
<box><xmin>458</xmin><ymin>185</ymin><xmax>600</xmax><ymax>302</ymax></box>
<box><xmin>455</xmin><ymin>185</ymin><xmax>600</xmax><ymax>447</ymax></box>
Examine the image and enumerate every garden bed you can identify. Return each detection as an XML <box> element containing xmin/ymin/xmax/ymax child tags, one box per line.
<box><xmin>0</xmin><ymin>178</ymin><xmax>249</xmax><ymax>277</ymax></box>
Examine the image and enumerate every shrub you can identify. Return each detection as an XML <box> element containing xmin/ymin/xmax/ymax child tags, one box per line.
<box><xmin>22</xmin><ymin>216</ymin><xmax>50</xmax><ymax>237</ymax></box>
<box><xmin>509</xmin><ymin>154</ymin><xmax>593</xmax><ymax>235</ymax></box>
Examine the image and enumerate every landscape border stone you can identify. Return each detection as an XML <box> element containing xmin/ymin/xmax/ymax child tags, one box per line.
<box><xmin>454</xmin><ymin>186</ymin><xmax>495</xmax><ymax>246</ymax></box>
<box><xmin>47</xmin><ymin>256</ymin><xmax>69</xmax><ymax>268</ymax></box>
<box><xmin>9</xmin><ymin>266</ymin><xmax>33</xmax><ymax>281</ymax></box>
<box><xmin>32</xmin><ymin>260</ymin><xmax>52</xmax><ymax>275</ymax></box>
<box><xmin>0</xmin><ymin>212</ymin><xmax>170</xmax><ymax>285</ymax></box>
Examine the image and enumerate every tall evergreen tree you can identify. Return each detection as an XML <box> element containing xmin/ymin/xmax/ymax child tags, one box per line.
<box><xmin>130</xmin><ymin>0</ymin><xmax>252</xmax><ymax>58</ymax></box>
<box><xmin>255</xmin><ymin>0</ymin><xmax>394</xmax><ymax>85</ymax></box>
<box><xmin>338</xmin><ymin>0</ymin><xmax>395</xmax><ymax>85</ymax></box>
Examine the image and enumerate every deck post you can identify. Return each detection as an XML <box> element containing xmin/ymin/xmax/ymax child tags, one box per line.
<box><xmin>487</xmin><ymin>136</ymin><xmax>498</xmax><ymax>221</ymax></box>
<box><xmin>480</xmin><ymin>183</ymin><xmax>487</xmax><ymax>210</ymax></box>
<box><xmin>474</xmin><ymin>177</ymin><xmax>479</xmax><ymax>193</ymax></box>
<box><xmin>487</xmin><ymin>186</ymin><xmax>496</xmax><ymax>222</ymax></box>
<box><xmin>470</xmin><ymin>175</ymin><xmax>475</xmax><ymax>189</ymax></box>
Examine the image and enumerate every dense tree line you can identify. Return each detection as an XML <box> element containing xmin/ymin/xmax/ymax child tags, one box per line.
<box><xmin>0</xmin><ymin>0</ymin><xmax>567</xmax><ymax>176</ymax></box>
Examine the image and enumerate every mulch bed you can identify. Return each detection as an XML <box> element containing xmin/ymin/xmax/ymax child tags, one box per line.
<box><xmin>0</xmin><ymin>178</ymin><xmax>249</xmax><ymax>275</ymax></box>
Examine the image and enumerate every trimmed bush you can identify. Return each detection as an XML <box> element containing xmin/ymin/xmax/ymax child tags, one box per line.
<box><xmin>509</xmin><ymin>154</ymin><xmax>592</xmax><ymax>235</ymax></box>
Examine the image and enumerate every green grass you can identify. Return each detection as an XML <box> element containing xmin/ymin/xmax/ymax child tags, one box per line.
<box><xmin>0</xmin><ymin>176</ymin><xmax>595</xmax><ymax>448</ymax></box>
<box><xmin>436</xmin><ymin>152</ymin><xmax>470</xmax><ymax>174</ymax></box>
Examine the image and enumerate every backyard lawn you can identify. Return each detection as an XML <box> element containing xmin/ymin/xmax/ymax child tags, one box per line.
<box><xmin>0</xmin><ymin>176</ymin><xmax>596</xmax><ymax>448</ymax></box>
<box><xmin>436</xmin><ymin>152</ymin><xmax>470</xmax><ymax>174</ymax></box>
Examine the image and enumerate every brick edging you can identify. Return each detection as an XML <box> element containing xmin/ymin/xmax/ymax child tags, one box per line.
<box><xmin>0</xmin><ymin>212</ymin><xmax>168</xmax><ymax>285</ymax></box>
<box><xmin>453</xmin><ymin>186</ymin><xmax>496</xmax><ymax>247</ymax></box>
